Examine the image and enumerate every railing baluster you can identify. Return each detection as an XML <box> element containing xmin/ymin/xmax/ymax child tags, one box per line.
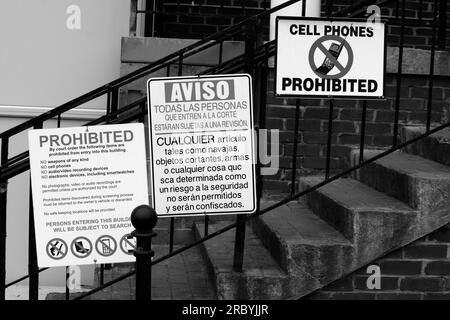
<box><xmin>106</xmin><ymin>91</ymin><xmax>111</xmax><ymax>115</ymax></box>
<box><xmin>359</xmin><ymin>100</ymin><xmax>368</xmax><ymax>165</ymax></box>
<box><xmin>178</xmin><ymin>53</ymin><xmax>183</xmax><ymax>76</ymax></box>
<box><xmin>204</xmin><ymin>216</ymin><xmax>209</xmax><ymax>237</ymax></box>
<box><xmin>219</xmin><ymin>41</ymin><xmax>224</xmax><ymax>65</ymax></box>
<box><xmin>28</xmin><ymin>185</ymin><xmax>39</xmax><ymax>300</ymax></box>
<box><xmin>291</xmin><ymin>99</ymin><xmax>301</xmax><ymax>195</ymax></box>
<box><xmin>29</xmin><ymin>122</ymin><xmax>42</xmax><ymax>300</ymax></box>
<box><xmin>65</xmin><ymin>267</ymin><xmax>70</xmax><ymax>300</ymax></box>
<box><xmin>325</xmin><ymin>99</ymin><xmax>334</xmax><ymax>179</ymax></box>
<box><xmin>419</xmin><ymin>0</ymin><xmax>423</xmax><ymax>20</ymax></box>
<box><xmin>233</xmin><ymin>22</ymin><xmax>256</xmax><ymax>273</ymax></box>
<box><xmin>395</xmin><ymin>0</ymin><xmax>400</xmax><ymax>19</ymax></box>
<box><xmin>139</xmin><ymin>101</ymin><xmax>146</xmax><ymax>123</ymax></box>
<box><xmin>233</xmin><ymin>214</ymin><xmax>246</xmax><ymax>272</ymax></box>
<box><xmin>169</xmin><ymin>217</ymin><xmax>175</xmax><ymax>253</ymax></box>
<box><xmin>258</xmin><ymin>61</ymin><xmax>268</xmax><ymax>203</ymax></box>
<box><xmin>393</xmin><ymin>0</ymin><xmax>406</xmax><ymax>147</ymax></box>
<box><xmin>0</xmin><ymin>137</ymin><xmax>9</xmax><ymax>301</ymax></box>
<box><xmin>111</xmin><ymin>87</ymin><xmax>119</xmax><ymax>116</ymax></box>
<box><xmin>438</xmin><ymin>0</ymin><xmax>447</xmax><ymax>49</ymax></box>
<box><xmin>427</xmin><ymin>0</ymin><xmax>439</xmax><ymax>131</ymax></box>
<box><xmin>100</xmin><ymin>265</ymin><xmax>104</xmax><ymax>285</ymax></box>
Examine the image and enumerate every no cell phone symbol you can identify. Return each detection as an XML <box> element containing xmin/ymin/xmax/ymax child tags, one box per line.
<box><xmin>95</xmin><ymin>235</ymin><xmax>117</xmax><ymax>257</ymax></box>
<box><xmin>120</xmin><ymin>233</ymin><xmax>136</xmax><ymax>255</ymax></box>
<box><xmin>71</xmin><ymin>237</ymin><xmax>92</xmax><ymax>258</ymax></box>
<box><xmin>46</xmin><ymin>238</ymin><xmax>68</xmax><ymax>260</ymax></box>
<box><xmin>309</xmin><ymin>35</ymin><xmax>354</xmax><ymax>79</ymax></box>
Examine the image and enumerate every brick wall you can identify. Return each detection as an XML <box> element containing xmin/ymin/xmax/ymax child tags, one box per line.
<box><xmin>331</xmin><ymin>0</ymin><xmax>450</xmax><ymax>50</ymax></box>
<box><xmin>262</xmin><ymin>71</ymin><xmax>449</xmax><ymax>192</ymax></box>
<box><xmin>305</xmin><ymin>223</ymin><xmax>450</xmax><ymax>300</ymax></box>
<box><xmin>153</xmin><ymin>0</ymin><xmax>268</xmax><ymax>39</ymax></box>
<box><xmin>152</xmin><ymin>0</ymin><xmax>450</xmax><ymax>50</ymax></box>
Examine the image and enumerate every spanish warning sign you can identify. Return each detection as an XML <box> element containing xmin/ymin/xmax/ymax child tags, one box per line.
<box><xmin>147</xmin><ymin>74</ymin><xmax>257</xmax><ymax>217</ymax></box>
<box><xmin>28</xmin><ymin>123</ymin><xmax>149</xmax><ymax>267</ymax></box>
<box><xmin>275</xmin><ymin>17</ymin><xmax>385</xmax><ymax>98</ymax></box>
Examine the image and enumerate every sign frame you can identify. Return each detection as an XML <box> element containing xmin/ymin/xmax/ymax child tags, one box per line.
<box><xmin>28</xmin><ymin>123</ymin><xmax>149</xmax><ymax>267</ymax></box>
<box><xmin>274</xmin><ymin>16</ymin><xmax>387</xmax><ymax>100</ymax></box>
<box><xmin>147</xmin><ymin>74</ymin><xmax>258</xmax><ymax>218</ymax></box>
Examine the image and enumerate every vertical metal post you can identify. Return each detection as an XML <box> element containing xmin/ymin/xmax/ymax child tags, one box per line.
<box><xmin>145</xmin><ymin>0</ymin><xmax>157</xmax><ymax>37</ymax></box>
<box><xmin>258</xmin><ymin>61</ymin><xmax>268</xmax><ymax>200</ymax></box>
<box><xmin>139</xmin><ymin>102</ymin><xmax>146</xmax><ymax>124</ymax></box>
<box><xmin>393</xmin><ymin>0</ymin><xmax>406</xmax><ymax>147</ymax></box>
<box><xmin>106</xmin><ymin>91</ymin><xmax>111</xmax><ymax>115</ymax></box>
<box><xmin>178</xmin><ymin>53</ymin><xmax>183</xmax><ymax>76</ymax></box>
<box><xmin>427</xmin><ymin>0</ymin><xmax>439</xmax><ymax>131</ymax></box>
<box><xmin>359</xmin><ymin>100</ymin><xmax>367</xmax><ymax>164</ymax></box>
<box><xmin>29</xmin><ymin>122</ymin><xmax>42</xmax><ymax>300</ymax></box>
<box><xmin>325</xmin><ymin>99</ymin><xmax>334</xmax><ymax>179</ymax></box>
<box><xmin>233</xmin><ymin>214</ymin><xmax>246</xmax><ymax>272</ymax></box>
<box><xmin>111</xmin><ymin>87</ymin><xmax>119</xmax><ymax>116</ymax></box>
<box><xmin>204</xmin><ymin>216</ymin><xmax>209</xmax><ymax>237</ymax></box>
<box><xmin>438</xmin><ymin>0</ymin><xmax>447</xmax><ymax>49</ymax></box>
<box><xmin>291</xmin><ymin>99</ymin><xmax>301</xmax><ymax>195</ymax></box>
<box><xmin>0</xmin><ymin>137</ymin><xmax>9</xmax><ymax>301</ymax></box>
<box><xmin>28</xmin><ymin>188</ymin><xmax>38</xmax><ymax>300</ymax></box>
<box><xmin>169</xmin><ymin>217</ymin><xmax>175</xmax><ymax>253</ymax></box>
<box><xmin>419</xmin><ymin>0</ymin><xmax>424</xmax><ymax>20</ymax></box>
<box><xmin>131</xmin><ymin>205</ymin><xmax>157</xmax><ymax>301</ymax></box>
<box><xmin>233</xmin><ymin>22</ymin><xmax>256</xmax><ymax>273</ymax></box>
<box><xmin>218</xmin><ymin>41</ymin><xmax>224</xmax><ymax>65</ymax></box>
<box><xmin>65</xmin><ymin>267</ymin><xmax>70</xmax><ymax>300</ymax></box>
<box><xmin>100</xmin><ymin>265</ymin><xmax>104</xmax><ymax>285</ymax></box>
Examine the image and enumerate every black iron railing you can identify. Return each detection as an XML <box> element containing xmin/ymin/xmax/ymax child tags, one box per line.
<box><xmin>0</xmin><ymin>0</ymin><xmax>449</xmax><ymax>300</ymax></box>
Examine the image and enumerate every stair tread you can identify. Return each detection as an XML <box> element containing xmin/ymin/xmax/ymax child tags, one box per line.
<box><xmin>364</xmin><ymin>150</ymin><xmax>450</xmax><ymax>179</ymax></box>
<box><xmin>405</xmin><ymin>126</ymin><xmax>450</xmax><ymax>140</ymax></box>
<box><xmin>302</xmin><ymin>176</ymin><xmax>416</xmax><ymax>213</ymax></box>
<box><xmin>260</xmin><ymin>201</ymin><xmax>351</xmax><ymax>245</ymax></box>
<box><xmin>196</xmin><ymin>222</ymin><xmax>286</xmax><ymax>278</ymax></box>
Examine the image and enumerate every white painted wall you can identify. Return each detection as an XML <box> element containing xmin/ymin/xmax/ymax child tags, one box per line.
<box><xmin>0</xmin><ymin>0</ymin><xmax>130</xmax><ymax>110</ymax></box>
<box><xmin>0</xmin><ymin>0</ymin><xmax>131</xmax><ymax>292</ymax></box>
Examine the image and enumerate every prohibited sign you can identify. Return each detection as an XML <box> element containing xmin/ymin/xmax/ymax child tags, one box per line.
<box><xmin>71</xmin><ymin>237</ymin><xmax>92</xmax><ymax>259</ymax></box>
<box><xmin>95</xmin><ymin>235</ymin><xmax>117</xmax><ymax>257</ymax></box>
<box><xmin>120</xmin><ymin>233</ymin><xmax>136</xmax><ymax>255</ymax></box>
<box><xmin>308</xmin><ymin>35</ymin><xmax>354</xmax><ymax>79</ymax></box>
<box><xmin>275</xmin><ymin>17</ymin><xmax>385</xmax><ymax>98</ymax></box>
<box><xmin>46</xmin><ymin>238</ymin><xmax>68</xmax><ymax>260</ymax></box>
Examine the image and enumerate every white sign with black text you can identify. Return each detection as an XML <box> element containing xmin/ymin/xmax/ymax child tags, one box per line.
<box><xmin>275</xmin><ymin>17</ymin><xmax>385</xmax><ymax>98</ymax></box>
<box><xmin>147</xmin><ymin>74</ymin><xmax>257</xmax><ymax>217</ymax></box>
<box><xmin>28</xmin><ymin>123</ymin><xmax>149</xmax><ymax>267</ymax></box>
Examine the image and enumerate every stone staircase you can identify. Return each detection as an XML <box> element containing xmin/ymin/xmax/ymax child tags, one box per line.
<box><xmin>195</xmin><ymin>126</ymin><xmax>450</xmax><ymax>299</ymax></box>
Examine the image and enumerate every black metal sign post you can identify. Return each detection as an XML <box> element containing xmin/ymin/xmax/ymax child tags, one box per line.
<box><xmin>131</xmin><ymin>205</ymin><xmax>157</xmax><ymax>301</ymax></box>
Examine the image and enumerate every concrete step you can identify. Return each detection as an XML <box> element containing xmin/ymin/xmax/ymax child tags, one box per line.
<box><xmin>300</xmin><ymin>176</ymin><xmax>419</xmax><ymax>264</ymax></box>
<box><xmin>401</xmin><ymin>126</ymin><xmax>450</xmax><ymax>166</ymax></box>
<box><xmin>359</xmin><ymin>150</ymin><xmax>450</xmax><ymax>220</ymax></box>
<box><xmin>194</xmin><ymin>221</ymin><xmax>319</xmax><ymax>299</ymax></box>
<box><xmin>250</xmin><ymin>201</ymin><xmax>354</xmax><ymax>285</ymax></box>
